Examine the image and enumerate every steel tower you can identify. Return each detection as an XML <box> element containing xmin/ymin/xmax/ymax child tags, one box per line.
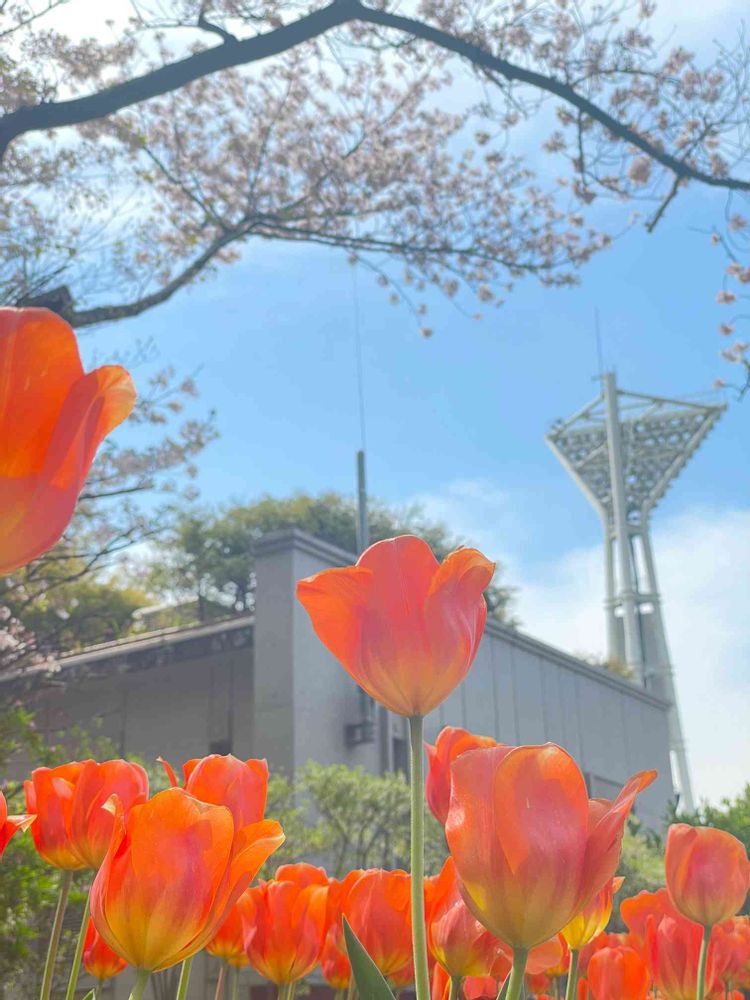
<box><xmin>546</xmin><ymin>373</ymin><xmax>725</xmax><ymax>812</ymax></box>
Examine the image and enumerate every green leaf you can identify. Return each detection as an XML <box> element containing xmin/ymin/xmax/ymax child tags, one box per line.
<box><xmin>81</xmin><ymin>992</ymin><xmax>96</xmax><ymax>1000</ymax></box>
<box><xmin>342</xmin><ymin>916</ymin><xmax>395</xmax><ymax>999</ymax></box>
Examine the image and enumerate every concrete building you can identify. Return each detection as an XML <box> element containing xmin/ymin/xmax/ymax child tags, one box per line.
<box><xmin>14</xmin><ymin>528</ymin><xmax>675</xmax><ymax>999</ymax></box>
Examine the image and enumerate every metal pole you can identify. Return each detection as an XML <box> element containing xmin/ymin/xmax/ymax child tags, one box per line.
<box><xmin>603</xmin><ymin>372</ymin><xmax>645</xmax><ymax>683</ymax></box>
<box><xmin>356</xmin><ymin>449</ymin><xmax>369</xmax><ymax>554</ymax></box>
<box><xmin>640</xmin><ymin>525</ymin><xmax>695</xmax><ymax>812</ymax></box>
<box><xmin>602</xmin><ymin>516</ymin><xmax>620</xmax><ymax>663</ymax></box>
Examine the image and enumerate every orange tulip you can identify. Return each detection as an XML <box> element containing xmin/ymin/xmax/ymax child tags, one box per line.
<box><xmin>463</xmin><ymin>975</ymin><xmax>499</xmax><ymax>999</ymax></box>
<box><xmin>0</xmin><ymin>788</ymin><xmax>34</xmax><ymax>858</ymax></box>
<box><xmin>343</xmin><ymin>868</ymin><xmax>413</xmax><ymax>977</ymax></box>
<box><xmin>0</xmin><ymin>307</ymin><xmax>135</xmax><ymax>575</ymax></box>
<box><xmin>162</xmin><ymin>753</ymin><xmax>269</xmax><ymax>832</ymax></box>
<box><xmin>525</xmin><ymin>935</ymin><xmax>567</xmax><ymax>976</ymax></box>
<box><xmin>620</xmin><ymin>888</ymin><xmax>678</xmax><ymax>951</ymax></box>
<box><xmin>446</xmin><ymin>743</ymin><xmax>655</xmax><ymax>949</ymax></box>
<box><xmin>427</xmin><ymin>858</ymin><xmax>502</xmax><ymax>979</ymax></box>
<box><xmin>244</xmin><ymin>866</ymin><xmax>328</xmax><ymax>985</ymax></box>
<box><xmin>588</xmin><ymin>947</ymin><xmax>649</xmax><ymax>1000</ymax></box>
<box><xmin>206</xmin><ymin>889</ymin><xmax>255</xmax><ymax>967</ymax></box>
<box><xmin>25</xmin><ymin>759</ymin><xmax>148</xmax><ymax>870</ymax></box>
<box><xmin>562</xmin><ymin>877</ymin><xmax>625</xmax><ymax>951</ymax></box>
<box><xmin>320</xmin><ymin>924</ymin><xmax>352</xmax><ymax>991</ymax></box>
<box><xmin>90</xmin><ymin>787</ymin><xmax>284</xmax><ymax>972</ymax></box>
<box><xmin>425</xmin><ymin>727</ymin><xmax>497</xmax><ymax>825</ymax></box>
<box><xmin>665</xmin><ymin>824</ymin><xmax>750</xmax><ymax>928</ymax></box>
<box><xmin>713</xmin><ymin>918</ymin><xmax>750</xmax><ymax>989</ymax></box>
<box><xmin>646</xmin><ymin>913</ymin><xmax>726</xmax><ymax>1000</ymax></box>
<box><xmin>297</xmin><ymin>535</ymin><xmax>495</xmax><ymax>716</ymax></box>
<box><xmin>82</xmin><ymin>918</ymin><xmax>127</xmax><ymax>982</ymax></box>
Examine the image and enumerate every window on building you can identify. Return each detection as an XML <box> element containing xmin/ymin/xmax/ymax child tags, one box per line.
<box><xmin>209</xmin><ymin>738</ymin><xmax>232</xmax><ymax>756</ymax></box>
<box><xmin>392</xmin><ymin>736</ymin><xmax>408</xmax><ymax>776</ymax></box>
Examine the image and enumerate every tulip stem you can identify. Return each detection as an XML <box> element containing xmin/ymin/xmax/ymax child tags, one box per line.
<box><xmin>564</xmin><ymin>949</ymin><xmax>579</xmax><ymax>1000</ymax></box>
<box><xmin>130</xmin><ymin>970</ymin><xmax>151</xmax><ymax>1000</ymax></box>
<box><xmin>214</xmin><ymin>963</ymin><xmax>227</xmax><ymax>1000</ymax></box>
<box><xmin>409</xmin><ymin>714</ymin><xmax>431</xmax><ymax>1000</ymax></box>
<box><xmin>176</xmin><ymin>957</ymin><xmax>193</xmax><ymax>1000</ymax></box>
<box><xmin>696</xmin><ymin>925</ymin><xmax>710</xmax><ymax>1000</ymax></box>
<box><xmin>449</xmin><ymin>977</ymin><xmax>461</xmax><ymax>1000</ymax></box>
<box><xmin>504</xmin><ymin>948</ymin><xmax>528</xmax><ymax>1000</ymax></box>
<box><xmin>39</xmin><ymin>869</ymin><xmax>73</xmax><ymax>1000</ymax></box>
<box><xmin>231</xmin><ymin>967</ymin><xmax>239</xmax><ymax>1000</ymax></box>
<box><xmin>64</xmin><ymin>887</ymin><xmax>91</xmax><ymax>1000</ymax></box>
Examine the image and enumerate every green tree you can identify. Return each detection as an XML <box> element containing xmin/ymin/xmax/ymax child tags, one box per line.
<box><xmin>261</xmin><ymin>762</ymin><xmax>447</xmax><ymax>879</ymax></box>
<box><xmin>145</xmin><ymin>492</ymin><xmax>515</xmax><ymax>624</ymax></box>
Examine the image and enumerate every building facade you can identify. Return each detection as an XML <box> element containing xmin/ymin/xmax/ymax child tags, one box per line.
<box><xmin>13</xmin><ymin>528</ymin><xmax>675</xmax><ymax>998</ymax></box>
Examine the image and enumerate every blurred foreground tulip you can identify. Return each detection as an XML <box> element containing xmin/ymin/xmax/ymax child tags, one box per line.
<box><xmin>425</xmin><ymin>727</ymin><xmax>497</xmax><ymax>825</ymax></box>
<box><xmin>0</xmin><ymin>788</ymin><xmax>34</xmax><ymax>858</ymax></box>
<box><xmin>244</xmin><ymin>865</ymin><xmax>328</xmax><ymax>986</ymax></box>
<box><xmin>0</xmin><ymin>307</ymin><xmax>135</xmax><ymax>575</ymax></box>
<box><xmin>90</xmin><ymin>788</ymin><xmax>283</xmax><ymax>980</ymax></box>
<box><xmin>82</xmin><ymin>918</ymin><xmax>127</xmax><ymax>983</ymax></box>
<box><xmin>587</xmin><ymin>947</ymin><xmax>649</xmax><ymax>1000</ymax></box>
<box><xmin>25</xmin><ymin>759</ymin><xmax>148</xmax><ymax>870</ymax></box>
<box><xmin>297</xmin><ymin>535</ymin><xmax>494</xmax><ymax>717</ymax></box>
<box><xmin>665</xmin><ymin>823</ymin><xmax>750</xmax><ymax>928</ymax></box>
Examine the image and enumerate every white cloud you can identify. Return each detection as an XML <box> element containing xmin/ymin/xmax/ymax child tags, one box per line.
<box><xmin>411</xmin><ymin>480</ymin><xmax>750</xmax><ymax>806</ymax></box>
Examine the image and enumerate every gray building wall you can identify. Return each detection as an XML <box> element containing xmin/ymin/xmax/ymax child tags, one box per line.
<box><xmin>10</xmin><ymin>528</ymin><xmax>674</xmax><ymax>999</ymax></box>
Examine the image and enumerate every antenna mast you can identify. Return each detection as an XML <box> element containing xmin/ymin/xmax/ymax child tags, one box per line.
<box><xmin>546</xmin><ymin>375</ymin><xmax>725</xmax><ymax>813</ymax></box>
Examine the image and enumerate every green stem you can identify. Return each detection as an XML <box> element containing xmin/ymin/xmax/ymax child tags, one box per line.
<box><xmin>408</xmin><ymin>714</ymin><xmax>430</xmax><ymax>1000</ymax></box>
<box><xmin>214</xmin><ymin>963</ymin><xmax>227</xmax><ymax>1000</ymax></box>
<box><xmin>497</xmin><ymin>974</ymin><xmax>510</xmax><ymax>1000</ymax></box>
<box><xmin>230</xmin><ymin>967</ymin><xmax>240</xmax><ymax>1000</ymax></box>
<box><xmin>449</xmin><ymin>977</ymin><xmax>461</xmax><ymax>1000</ymax></box>
<box><xmin>129</xmin><ymin>970</ymin><xmax>151</xmax><ymax>1000</ymax></box>
<box><xmin>505</xmin><ymin>949</ymin><xmax>528</xmax><ymax>1000</ymax></box>
<box><xmin>695</xmin><ymin>926</ymin><xmax>711</xmax><ymax>1000</ymax></box>
<box><xmin>176</xmin><ymin>957</ymin><xmax>193</xmax><ymax>1000</ymax></box>
<box><xmin>39</xmin><ymin>869</ymin><xmax>74</xmax><ymax>1000</ymax></box>
<box><xmin>564</xmin><ymin>950</ymin><xmax>579</xmax><ymax>1000</ymax></box>
<box><xmin>64</xmin><ymin>887</ymin><xmax>91</xmax><ymax>1000</ymax></box>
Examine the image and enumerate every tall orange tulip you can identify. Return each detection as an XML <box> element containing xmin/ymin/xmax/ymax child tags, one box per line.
<box><xmin>244</xmin><ymin>866</ymin><xmax>328</xmax><ymax>985</ymax></box>
<box><xmin>587</xmin><ymin>947</ymin><xmax>649</xmax><ymax>1000</ymax></box>
<box><xmin>82</xmin><ymin>918</ymin><xmax>127</xmax><ymax>983</ymax></box>
<box><xmin>296</xmin><ymin>535</ymin><xmax>494</xmax><ymax>717</ymax></box>
<box><xmin>25</xmin><ymin>759</ymin><xmax>148</xmax><ymax>870</ymax></box>
<box><xmin>90</xmin><ymin>787</ymin><xmax>284</xmax><ymax>975</ymax></box>
<box><xmin>343</xmin><ymin>869</ymin><xmax>413</xmax><ymax>978</ymax></box>
<box><xmin>0</xmin><ymin>307</ymin><xmax>135</xmax><ymax>575</ymax></box>
<box><xmin>427</xmin><ymin>858</ymin><xmax>502</xmax><ymax>981</ymax></box>
<box><xmin>161</xmin><ymin>753</ymin><xmax>269</xmax><ymax>832</ymax></box>
<box><xmin>425</xmin><ymin>727</ymin><xmax>497</xmax><ymax>825</ymax></box>
<box><xmin>0</xmin><ymin>788</ymin><xmax>34</xmax><ymax>858</ymax></box>
<box><xmin>446</xmin><ymin>743</ymin><xmax>655</xmax><ymax>951</ymax></box>
<box><xmin>206</xmin><ymin>889</ymin><xmax>255</xmax><ymax>967</ymax></box>
<box><xmin>665</xmin><ymin>824</ymin><xmax>750</xmax><ymax>928</ymax></box>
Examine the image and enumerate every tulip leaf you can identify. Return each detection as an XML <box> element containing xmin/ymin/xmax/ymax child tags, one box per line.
<box><xmin>342</xmin><ymin>916</ymin><xmax>395</xmax><ymax>999</ymax></box>
<box><xmin>81</xmin><ymin>992</ymin><xmax>95</xmax><ymax>1000</ymax></box>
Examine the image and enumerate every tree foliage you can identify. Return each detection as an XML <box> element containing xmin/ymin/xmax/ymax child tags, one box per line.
<box><xmin>143</xmin><ymin>491</ymin><xmax>516</xmax><ymax>622</ymax></box>
<box><xmin>0</xmin><ymin>0</ymin><xmax>747</xmax><ymax>376</ymax></box>
<box><xmin>264</xmin><ymin>761</ymin><xmax>447</xmax><ymax>878</ymax></box>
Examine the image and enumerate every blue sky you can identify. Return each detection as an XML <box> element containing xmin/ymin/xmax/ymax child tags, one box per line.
<box><xmin>74</xmin><ymin>0</ymin><xmax>749</xmax><ymax>805</ymax></box>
